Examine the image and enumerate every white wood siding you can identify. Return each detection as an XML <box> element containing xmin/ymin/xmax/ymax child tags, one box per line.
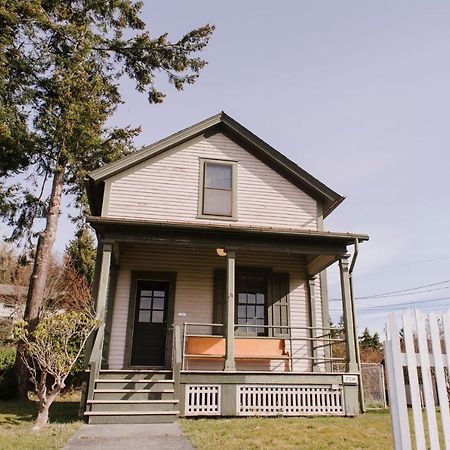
<box><xmin>106</xmin><ymin>133</ymin><xmax>318</xmax><ymax>230</ymax></box>
<box><xmin>108</xmin><ymin>243</ymin><xmax>321</xmax><ymax>371</ymax></box>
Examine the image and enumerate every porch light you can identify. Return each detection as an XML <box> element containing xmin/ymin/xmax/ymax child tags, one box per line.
<box><xmin>216</xmin><ymin>248</ymin><xmax>227</xmax><ymax>257</ymax></box>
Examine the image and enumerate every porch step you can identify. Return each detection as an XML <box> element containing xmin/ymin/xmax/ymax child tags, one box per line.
<box><xmin>86</xmin><ymin>369</ymin><xmax>178</xmax><ymax>424</ymax></box>
<box><xmin>85</xmin><ymin>410</ymin><xmax>179</xmax><ymax>425</ymax></box>
<box><xmin>94</xmin><ymin>379</ymin><xmax>174</xmax><ymax>391</ymax></box>
<box><xmin>87</xmin><ymin>399</ymin><xmax>179</xmax><ymax>412</ymax></box>
<box><xmin>98</xmin><ymin>369</ymin><xmax>172</xmax><ymax>381</ymax></box>
<box><xmin>93</xmin><ymin>389</ymin><xmax>175</xmax><ymax>401</ymax></box>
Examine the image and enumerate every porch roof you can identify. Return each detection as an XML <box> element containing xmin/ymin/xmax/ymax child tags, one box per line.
<box><xmin>88</xmin><ymin>216</ymin><xmax>368</xmax><ymax>275</ymax></box>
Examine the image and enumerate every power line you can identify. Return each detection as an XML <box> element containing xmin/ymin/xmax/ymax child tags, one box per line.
<box><xmin>329</xmin><ymin>279</ymin><xmax>450</xmax><ymax>302</ymax></box>
<box><xmin>357</xmin><ymin>255</ymin><xmax>450</xmax><ymax>273</ymax></box>
<box><xmin>329</xmin><ymin>296</ymin><xmax>450</xmax><ymax>313</ymax></box>
<box><xmin>329</xmin><ymin>286</ymin><xmax>449</xmax><ymax>303</ymax></box>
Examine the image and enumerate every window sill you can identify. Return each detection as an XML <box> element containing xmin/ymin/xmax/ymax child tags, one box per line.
<box><xmin>196</xmin><ymin>213</ymin><xmax>238</xmax><ymax>221</ymax></box>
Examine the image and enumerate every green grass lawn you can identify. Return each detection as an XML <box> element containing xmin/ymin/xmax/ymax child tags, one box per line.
<box><xmin>0</xmin><ymin>395</ymin><xmax>82</xmax><ymax>450</ymax></box>
<box><xmin>180</xmin><ymin>410</ymin><xmax>394</xmax><ymax>450</ymax></box>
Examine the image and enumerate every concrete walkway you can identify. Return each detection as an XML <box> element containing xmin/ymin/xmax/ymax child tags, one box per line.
<box><xmin>64</xmin><ymin>423</ymin><xmax>195</xmax><ymax>450</ymax></box>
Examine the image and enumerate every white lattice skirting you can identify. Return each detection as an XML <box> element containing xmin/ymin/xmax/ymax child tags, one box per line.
<box><xmin>237</xmin><ymin>385</ymin><xmax>345</xmax><ymax>416</ymax></box>
<box><xmin>185</xmin><ymin>384</ymin><xmax>221</xmax><ymax>416</ymax></box>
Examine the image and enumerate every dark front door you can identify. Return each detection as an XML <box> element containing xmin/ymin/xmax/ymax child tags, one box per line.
<box><xmin>131</xmin><ymin>280</ymin><xmax>169</xmax><ymax>366</ymax></box>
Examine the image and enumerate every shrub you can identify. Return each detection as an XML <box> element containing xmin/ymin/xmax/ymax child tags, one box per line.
<box><xmin>0</xmin><ymin>346</ymin><xmax>17</xmax><ymax>399</ymax></box>
<box><xmin>14</xmin><ymin>310</ymin><xmax>98</xmax><ymax>428</ymax></box>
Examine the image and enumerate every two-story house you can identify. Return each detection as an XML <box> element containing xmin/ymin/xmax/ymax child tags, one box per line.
<box><xmin>83</xmin><ymin>112</ymin><xmax>368</xmax><ymax>424</ymax></box>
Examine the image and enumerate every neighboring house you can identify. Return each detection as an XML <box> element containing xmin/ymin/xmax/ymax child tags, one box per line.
<box><xmin>0</xmin><ymin>283</ymin><xmax>27</xmax><ymax>322</ymax></box>
<box><xmin>83</xmin><ymin>112</ymin><xmax>369</xmax><ymax>424</ymax></box>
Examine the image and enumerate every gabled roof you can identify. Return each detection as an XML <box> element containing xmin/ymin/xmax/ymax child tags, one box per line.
<box><xmin>86</xmin><ymin>112</ymin><xmax>345</xmax><ymax>217</ymax></box>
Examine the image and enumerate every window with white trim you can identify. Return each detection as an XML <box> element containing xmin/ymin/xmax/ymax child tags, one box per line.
<box><xmin>200</xmin><ymin>160</ymin><xmax>236</xmax><ymax>218</ymax></box>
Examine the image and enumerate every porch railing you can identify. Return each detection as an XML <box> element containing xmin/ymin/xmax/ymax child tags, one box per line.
<box><xmin>181</xmin><ymin>322</ymin><xmax>346</xmax><ymax>372</ymax></box>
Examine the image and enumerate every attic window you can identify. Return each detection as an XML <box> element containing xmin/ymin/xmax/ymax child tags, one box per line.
<box><xmin>199</xmin><ymin>159</ymin><xmax>237</xmax><ymax>219</ymax></box>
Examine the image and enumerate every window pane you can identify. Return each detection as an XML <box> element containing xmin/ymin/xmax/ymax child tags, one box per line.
<box><xmin>140</xmin><ymin>297</ymin><xmax>151</xmax><ymax>309</ymax></box>
<box><xmin>203</xmin><ymin>189</ymin><xmax>232</xmax><ymax>216</ymax></box>
<box><xmin>154</xmin><ymin>290</ymin><xmax>165</xmax><ymax>298</ymax></box>
<box><xmin>205</xmin><ymin>163</ymin><xmax>232</xmax><ymax>189</ymax></box>
<box><xmin>140</xmin><ymin>290</ymin><xmax>152</xmax><ymax>296</ymax></box>
<box><xmin>256</xmin><ymin>305</ymin><xmax>265</xmax><ymax>319</ymax></box>
<box><xmin>236</xmin><ymin>273</ymin><xmax>267</xmax><ymax>336</ymax></box>
<box><xmin>256</xmin><ymin>293</ymin><xmax>265</xmax><ymax>304</ymax></box>
<box><xmin>152</xmin><ymin>310</ymin><xmax>164</xmax><ymax>323</ymax></box>
<box><xmin>153</xmin><ymin>297</ymin><xmax>165</xmax><ymax>310</ymax></box>
<box><xmin>138</xmin><ymin>310</ymin><xmax>151</xmax><ymax>322</ymax></box>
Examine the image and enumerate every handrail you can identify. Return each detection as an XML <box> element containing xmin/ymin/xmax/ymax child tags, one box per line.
<box><xmin>87</xmin><ymin>323</ymin><xmax>105</xmax><ymax>406</ymax></box>
<box><xmin>181</xmin><ymin>321</ymin><xmax>347</xmax><ymax>372</ymax></box>
<box><xmin>89</xmin><ymin>323</ymin><xmax>105</xmax><ymax>364</ymax></box>
<box><xmin>173</xmin><ymin>324</ymin><xmax>182</xmax><ymax>399</ymax></box>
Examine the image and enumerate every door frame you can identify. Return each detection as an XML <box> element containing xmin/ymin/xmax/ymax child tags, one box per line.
<box><xmin>124</xmin><ymin>271</ymin><xmax>177</xmax><ymax>368</ymax></box>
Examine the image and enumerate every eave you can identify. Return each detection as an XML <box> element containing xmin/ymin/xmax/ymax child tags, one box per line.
<box><xmin>88</xmin><ymin>217</ymin><xmax>368</xmax><ymax>273</ymax></box>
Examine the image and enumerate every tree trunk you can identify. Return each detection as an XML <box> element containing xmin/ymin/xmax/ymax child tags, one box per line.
<box><xmin>33</xmin><ymin>390</ymin><xmax>59</xmax><ymax>430</ymax></box>
<box><xmin>33</xmin><ymin>402</ymin><xmax>50</xmax><ymax>431</ymax></box>
<box><xmin>15</xmin><ymin>165</ymin><xmax>66</xmax><ymax>398</ymax></box>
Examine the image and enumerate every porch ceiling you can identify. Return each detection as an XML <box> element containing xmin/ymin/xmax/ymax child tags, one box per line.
<box><xmin>88</xmin><ymin>217</ymin><xmax>368</xmax><ymax>268</ymax></box>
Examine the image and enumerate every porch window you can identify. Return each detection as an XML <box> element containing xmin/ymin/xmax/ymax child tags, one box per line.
<box><xmin>213</xmin><ymin>269</ymin><xmax>290</xmax><ymax>338</ymax></box>
<box><xmin>236</xmin><ymin>274</ymin><xmax>266</xmax><ymax>336</ymax></box>
<box><xmin>199</xmin><ymin>160</ymin><xmax>237</xmax><ymax>218</ymax></box>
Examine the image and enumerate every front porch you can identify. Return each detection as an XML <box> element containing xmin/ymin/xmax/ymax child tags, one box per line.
<box><xmin>84</xmin><ymin>218</ymin><xmax>367</xmax><ymax>421</ymax></box>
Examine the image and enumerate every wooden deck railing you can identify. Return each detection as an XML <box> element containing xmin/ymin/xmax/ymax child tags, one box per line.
<box><xmin>181</xmin><ymin>322</ymin><xmax>346</xmax><ymax>372</ymax></box>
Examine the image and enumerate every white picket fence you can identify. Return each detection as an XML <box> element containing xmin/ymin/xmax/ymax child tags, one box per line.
<box><xmin>384</xmin><ymin>309</ymin><xmax>450</xmax><ymax>450</ymax></box>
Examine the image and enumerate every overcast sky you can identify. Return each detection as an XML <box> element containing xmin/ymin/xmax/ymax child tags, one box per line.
<box><xmin>49</xmin><ymin>1</ymin><xmax>450</xmax><ymax>334</ymax></box>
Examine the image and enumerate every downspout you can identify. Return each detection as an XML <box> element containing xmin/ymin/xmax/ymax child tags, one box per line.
<box><xmin>349</xmin><ymin>238</ymin><xmax>365</xmax><ymax>413</ymax></box>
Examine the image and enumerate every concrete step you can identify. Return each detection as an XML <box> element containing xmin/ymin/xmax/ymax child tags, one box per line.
<box><xmin>85</xmin><ymin>410</ymin><xmax>179</xmax><ymax>425</ymax></box>
<box><xmin>98</xmin><ymin>370</ymin><xmax>173</xmax><ymax>381</ymax></box>
<box><xmin>95</xmin><ymin>379</ymin><xmax>174</xmax><ymax>391</ymax></box>
<box><xmin>93</xmin><ymin>389</ymin><xmax>175</xmax><ymax>401</ymax></box>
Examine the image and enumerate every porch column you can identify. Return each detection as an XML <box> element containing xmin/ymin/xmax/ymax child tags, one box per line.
<box><xmin>339</xmin><ymin>254</ymin><xmax>358</xmax><ymax>372</ymax></box>
<box><xmin>95</xmin><ymin>242</ymin><xmax>113</xmax><ymax>322</ymax></box>
<box><xmin>224</xmin><ymin>249</ymin><xmax>236</xmax><ymax>371</ymax></box>
<box><xmin>308</xmin><ymin>277</ymin><xmax>319</xmax><ymax>372</ymax></box>
<box><xmin>79</xmin><ymin>241</ymin><xmax>113</xmax><ymax>416</ymax></box>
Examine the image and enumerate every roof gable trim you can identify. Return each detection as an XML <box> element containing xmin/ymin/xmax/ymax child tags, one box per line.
<box><xmin>87</xmin><ymin>112</ymin><xmax>344</xmax><ymax>216</ymax></box>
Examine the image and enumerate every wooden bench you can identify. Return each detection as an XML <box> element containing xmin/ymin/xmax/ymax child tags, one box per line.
<box><xmin>184</xmin><ymin>336</ymin><xmax>289</xmax><ymax>366</ymax></box>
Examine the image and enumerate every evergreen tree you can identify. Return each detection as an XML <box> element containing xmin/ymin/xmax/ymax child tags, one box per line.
<box><xmin>359</xmin><ymin>327</ymin><xmax>382</xmax><ymax>350</ymax></box>
<box><xmin>359</xmin><ymin>327</ymin><xmax>373</xmax><ymax>349</ymax></box>
<box><xmin>65</xmin><ymin>227</ymin><xmax>96</xmax><ymax>286</ymax></box>
<box><xmin>371</xmin><ymin>331</ymin><xmax>381</xmax><ymax>351</ymax></box>
<box><xmin>0</xmin><ymin>0</ymin><xmax>214</xmax><ymax>396</ymax></box>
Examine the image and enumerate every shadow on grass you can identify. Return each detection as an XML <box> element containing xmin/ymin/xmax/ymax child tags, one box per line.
<box><xmin>0</xmin><ymin>399</ymin><xmax>81</xmax><ymax>425</ymax></box>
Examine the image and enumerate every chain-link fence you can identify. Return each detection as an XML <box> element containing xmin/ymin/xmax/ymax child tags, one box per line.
<box><xmin>333</xmin><ymin>362</ymin><xmax>387</xmax><ymax>408</ymax></box>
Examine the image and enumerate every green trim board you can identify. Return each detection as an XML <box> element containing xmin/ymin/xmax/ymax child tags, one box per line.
<box><xmin>86</xmin><ymin>111</ymin><xmax>344</xmax><ymax>218</ymax></box>
<box><xmin>124</xmin><ymin>271</ymin><xmax>177</xmax><ymax>369</ymax></box>
<box><xmin>179</xmin><ymin>371</ymin><xmax>356</xmax><ymax>385</ymax></box>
